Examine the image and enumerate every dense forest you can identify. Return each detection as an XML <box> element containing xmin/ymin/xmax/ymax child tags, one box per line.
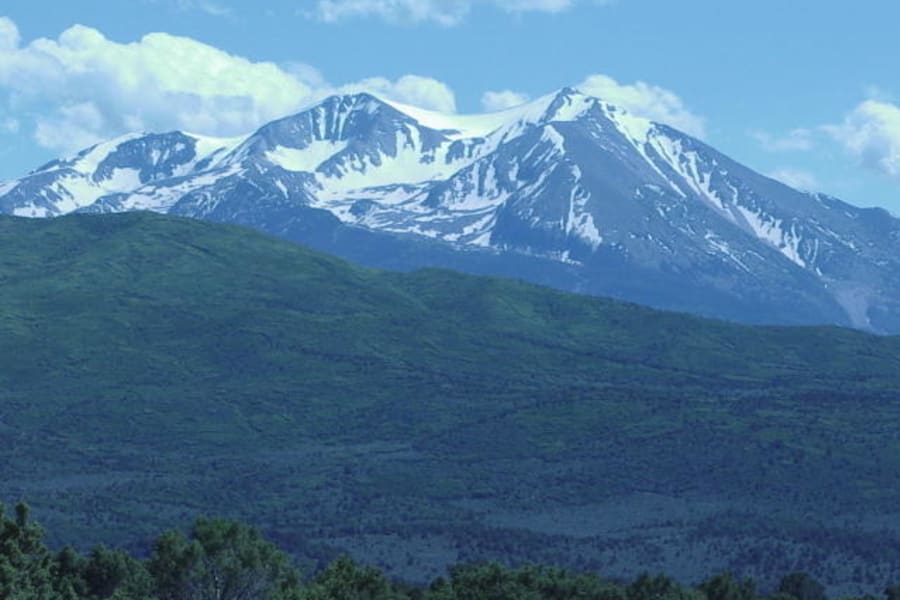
<box><xmin>3</xmin><ymin>502</ymin><xmax>898</xmax><ymax>600</ymax></box>
<box><xmin>3</xmin><ymin>213</ymin><xmax>900</xmax><ymax>592</ymax></box>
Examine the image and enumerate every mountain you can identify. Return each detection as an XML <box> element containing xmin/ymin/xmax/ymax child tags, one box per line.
<box><xmin>2</xmin><ymin>211</ymin><xmax>900</xmax><ymax>594</ymax></box>
<box><xmin>2</xmin><ymin>89</ymin><xmax>900</xmax><ymax>331</ymax></box>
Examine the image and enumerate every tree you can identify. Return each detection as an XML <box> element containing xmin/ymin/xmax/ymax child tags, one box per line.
<box><xmin>434</xmin><ymin>562</ymin><xmax>624</xmax><ymax>600</ymax></box>
<box><xmin>148</xmin><ymin>517</ymin><xmax>303</xmax><ymax>600</ymax></box>
<box><xmin>777</xmin><ymin>572</ymin><xmax>826</xmax><ymax>600</ymax></box>
<box><xmin>53</xmin><ymin>546</ymin><xmax>88</xmax><ymax>599</ymax></box>
<box><xmin>441</xmin><ymin>562</ymin><xmax>542</xmax><ymax>600</ymax></box>
<box><xmin>698</xmin><ymin>573</ymin><xmax>756</xmax><ymax>600</ymax></box>
<box><xmin>82</xmin><ymin>545</ymin><xmax>154</xmax><ymax>599</ymax></box>
<box><xmin>628</xmin><ymin>573</ymin><xmax>702</xmax><ymax>600</ymax></box>
<box><xmin>0</xmin><ymin>502</ymin><xmax>65</xmax><ymax>600</ymax></box>
<box><xmin>305</xmin><ymin>555</ymin><xmax>400</xmax><ymax>600</ymax></box>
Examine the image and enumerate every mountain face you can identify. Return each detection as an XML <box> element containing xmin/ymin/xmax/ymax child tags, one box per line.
<box><xmin>3</xmin><ymin>89</ymin><xmax>899</xmax><ymax>331</ymax></box>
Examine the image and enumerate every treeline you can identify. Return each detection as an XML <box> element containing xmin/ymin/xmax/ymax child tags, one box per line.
<box><xmin>2</xmin><ymin>502</ymin><xmax>898</xmax><ymax>600</ymax></box>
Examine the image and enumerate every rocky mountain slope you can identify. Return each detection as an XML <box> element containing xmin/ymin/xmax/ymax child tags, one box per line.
<box><xmin>3</xmin><ymin>89</ymin><xmax>899</xmax><ymax>331</ymax></box>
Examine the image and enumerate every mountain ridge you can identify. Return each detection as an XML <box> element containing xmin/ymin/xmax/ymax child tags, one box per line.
<box><xmin>3</xmin><ymin>87</ymin><xmax>899</xmax><ymax>331</ymax></box>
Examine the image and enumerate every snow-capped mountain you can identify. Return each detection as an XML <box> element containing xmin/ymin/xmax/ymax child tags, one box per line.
<box><xmin>3</xmin><ymin>88</ymin><xmax>900</xmax><ymax>332</ymax></box>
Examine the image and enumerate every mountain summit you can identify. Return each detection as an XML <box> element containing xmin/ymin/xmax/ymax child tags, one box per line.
<box><xmin>3</xmin><ymin>89</ymin><xmax>899</xmax><ymax>331</ymax></box>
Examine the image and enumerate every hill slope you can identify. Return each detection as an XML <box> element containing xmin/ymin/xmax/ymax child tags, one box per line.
<box><xmin>1</xmin><ymin>212</ymin><xmax>899</xmax><ymax>593</ymax></box>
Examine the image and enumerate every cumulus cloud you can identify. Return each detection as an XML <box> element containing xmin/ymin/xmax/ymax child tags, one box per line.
<box><xmin>0</xmin><ymin>16</ymin><xmax>19</xmax><ymax>50</ymax></box>
<box><xmin>768</xmin><ymin>168</ymin><xmax>820</xmax><ymax>191</ymax></box>
<box><xmin>481</xmin><ymin>90</ymin><xmax>530</xmax><ymax>111</ymax></box>
<box><xmin>825</xmin><ymin>100</ymin><xmax>900</xmax><ymax>178</ymax></box>
<box><xmin>751</xmin><ymin>128</ymin><xmax>814</xmax><ymax>152</ymax></box>
<box><xmin>34</xmin><ymin>102</ymin><xmax>108</xmax><ymax>150</ymax></box>
<box><xmin>313</xmin><ymin>0</ymin><xmax>585</xmax><ymax>25</ymax></box>
<box><xmin>0</xmin><ymin>18</ymin><xmax>460</xmax><ymax>153</ymax></box>
<box><xmin>0</xmin><ymin>17</ymin><xmax>709</xmax><ymax>168</ymax></box>
<box><xmin>0</xmin><ymin>24</ymin><xmax>311</xmax><ymax>151</ymax></box>
<box><xmin>343</xmin><ymin>75</ymin><xmax>458</xmax><ymax>112</ymax></box>
<box><xmin>576</xmin><ymin>74</ymin><xmax>706</xmax><ymax>138</ymax></box>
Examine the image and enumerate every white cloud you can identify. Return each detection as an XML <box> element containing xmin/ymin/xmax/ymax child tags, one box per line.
<box><xmin>751</xmin><ymin>128</ymin><xmax>814</xmax><ymax>152</ymax></box>
<box><xmin>34</xmin><ymin>102</ymin><xmax>108</xmax><ymax>150</ymax></box>
<box><xmin>0</xmin><ymin>24</ymin><xmax>312</xmax><ymax>151</ymax></box>
<box><xmin>576</xmin><ymin>74</ymin><xmax>706</xmax><ymax>138</ymax></box>
<box><xmin>345</xmin><ymin>75</ymin><xmax>457</xmax><ymax>112</ymax></box>
<box><xmin>0</xmin><ymin>17</ymin><xmax>710</xmax><ymax>171</ymax></box>
<box><xmin>489</xmin><ymin>0</ymin><xmax>578</xmax><ymax>12</ymax></box>
<box><xmin>174</xmin><ymin>0</ymin><xmax>233</xmax><ymax>16</ymax></box>
<box><xmin>282</xmin><ymin>62</ymin><xmax>329</xmax><ymax>89</ymax></box>
<box><xmin>316</xmin><ymin>0</ymin><xmax>469</xmax><ymax>25</ymax></box>
<box><xmin>0</xmin><ymin>17</ymin><xmax>19</xmax><ymax>50</ymax></box>
<box><xmin>768</xmin><ymin>168</ymin><xmax>820</xmax><ymax>191</ymax></box>
<box><xmin>481</xmin><ymin>90</ymin><xmax>530</xmax><ymax>111</ymax></box>
<box><xmin>0</xmin><ymin>18</ymin><xmax>459</xmax><ymax>153</ymax></box>
<box><xmin>313</xmin><ymin>0</ymin><xmax>589</xmax><ymax>25</ymax></box>
<box><xmin>825</xmin><ymin>100</ymin><xmax>900</xmax><ymax>178</ymax></box>
<box><xmin>1</xmin><ymin>117</ymin><xmax>19</xmax><ymax>134</ymax></box>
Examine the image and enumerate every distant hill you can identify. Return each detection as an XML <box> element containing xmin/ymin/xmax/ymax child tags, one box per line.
<box><xmin>1</xmin><ymin>212</ymin><xmax>899</xmax><ymax>594</ymax></box>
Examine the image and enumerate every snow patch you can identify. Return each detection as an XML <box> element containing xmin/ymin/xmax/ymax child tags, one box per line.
<box><xmin>187</xmin><ymin>133</ymin><xmax>246</xmax><ymax>167</ymax></box>
<box><xmin>12</xmin><ymin>204</ymin><xmax>51</xmax><ymax>218</ymax></box>
<box><xmin>604</xmin><ymin>104</ymin><xmax>653</xmax><ymax>148</ymax></box>
<box><xmin>705</xmin><ymin>232</ymin><xmax>750</xmax><ymax>272</ymax></box>
<box><xmin>69</xmin><ymin>133</ymin><xmax>146</xmax><ymax>175</ymax></box>
<box><xmin>736</xmin><ymin>205</ymin><xmax>806</xmax><ymax>268</ymax></box>
<box><xmin>266</xmin><ymin>141</ymin><xmax>349</xmax><ymax>172</ymax></box>
<box><xmin>0</xmin><ymin>180</ymin><xmax>17</xmax><ymax>196</ymax></box>
<box><xmin>97</xmin><ymin>168</ymin><xmax>142</xmax><ymax>191</ymax></box>
<box><xmin>565</xmin><ymin>166</ymin><xmax>601</xmax><ymax>248</ymax></box>
<box><xmin>319</xmin><ymin>128</ymin><xmax>457</xmax><ymax>190</ymax></box>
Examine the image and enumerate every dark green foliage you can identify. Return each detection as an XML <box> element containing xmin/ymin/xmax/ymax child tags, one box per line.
<box><xmin>55</xmin><ymin>546</ymin><xmax>89</xmax><ymax>599</ymax></box>
<box><xmin>0</xmin><ymin>503</ymin><xmax>61</xmax><ymax>600</ymax></box>
<box><xmin>305</xmin><ymin>555</ymin><xmax>401</xmax><ymax>600</ymax></box>
<box><xmin>435</xmin><ymin>563</ymin><xmax>622</xmax><ymax>600</ymax></box>
<box><xmin>628</xmin><ymin>573</ymin><xmax>700</xmax><ymax>600</ymax></box>
<box><xmin>778</xmin><ymin>573</ymin><xmax>826</xmax><ymax>600</ymax></box>
<box><xmin>2</xmin><ymin>213</ymin><xmax>900</xmax><ymax>591</ymax></box>
<box><xmin>148</xmin><ymin>518</ymin><xmax>302</xmax><ymax>600</ymax></box>
<box><xmin>83</xmin><ymin>545</ymin><xmax>153</xmax><ymax>599</ymax></box>
<box><xmin>699</xmin><ymin>573</ymin><xmax>757</xmax><ymax>600</ymax></box>
<box><xmin>1</xmin><ymin>506</ymin><xmax>900</xmax><ymax>600</ymax></box>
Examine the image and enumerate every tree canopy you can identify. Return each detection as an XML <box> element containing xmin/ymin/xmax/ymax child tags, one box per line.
<box><xmin>0</xmin><ymin>503</ymin><xmax>897</xmax><ymax>600</ymax></box>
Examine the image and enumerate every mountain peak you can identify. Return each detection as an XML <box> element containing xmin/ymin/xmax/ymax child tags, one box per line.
<box><xmin>3</xmin><ymin>85</ymin><xmax>900</xmax><ymax>332</ymax></box>
<box><xmin>317</xmin><ymin>91</ymin><xmax>391</xmax><ymax>111</ymax></box>
<box><xmin>555</xmin><ymin>85</ymin><xmax>584</xmax><ymax>99</ymax></box>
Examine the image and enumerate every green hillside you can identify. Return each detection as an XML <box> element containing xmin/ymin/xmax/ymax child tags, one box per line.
<box><xmin>1</xmin><ymin>212</ymin><xmax>899</xmax><ymax>594</ymax></box>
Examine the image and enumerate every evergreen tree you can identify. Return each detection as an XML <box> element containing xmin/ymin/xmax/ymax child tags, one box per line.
<box><xmin>305</xmin><ymin>555</ymin><xmax>400</xmax><ymax>600</ymax></box>
<box><xmin>0</xmin><ymin>502</ymin><xmax>63</xmax><ymax>600</ymax></box>
<box><xmin>148</xmin><ymin>517</ymin><xmax>303</xmax><ymax>600</ymax></box>
<box><xmin>777</xmin><ymin>572</ymin><xmax>826</xmax><ymax>600</ymax></box>
<box><xmin>699</xmin><ymin>573</ymin><xmax>757</xmax><ymax>600</ymax></box>
<box><xmin>628</xmin><ymin>573</ymin><xmax>702</xmax><ymax>600</ymax></box>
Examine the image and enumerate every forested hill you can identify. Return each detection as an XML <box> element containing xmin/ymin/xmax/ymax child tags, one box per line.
<box><xmin>1</xmin><ymin>211</ymin><xmax>896</xmax><ymax>388</ymax></box>
<box><xmin>1</xmin><ymin>212</ymin><xmax>900</xmax><ymax>593</ymax></box>
<box><xmin>3</xmin><ymin>505</ymin><xmax>898</xmax><ymax>600</ymax></box>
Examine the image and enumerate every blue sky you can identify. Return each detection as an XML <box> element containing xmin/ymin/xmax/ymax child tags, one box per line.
<box><xmin>1</xmin><ymin>0</ymin><xmax>899</xmax><ymax>211</ymax></box>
